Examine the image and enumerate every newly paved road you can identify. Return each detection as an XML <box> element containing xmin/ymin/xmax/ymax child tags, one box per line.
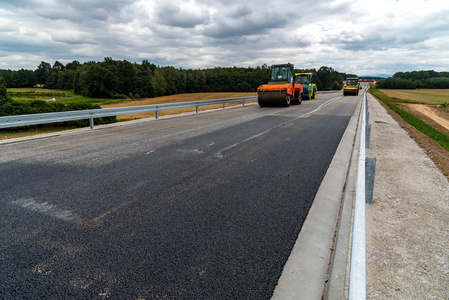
<box><xmin>1</xmin><ymin>92</ymin><xmax>360</xmax><ymax>299</ymax></box>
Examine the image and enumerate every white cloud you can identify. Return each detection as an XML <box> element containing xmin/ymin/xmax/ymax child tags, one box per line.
<box><xmin>0</xmin><ymin>0</ymin><xmax>448</xmax><ymax>76</ymax></box>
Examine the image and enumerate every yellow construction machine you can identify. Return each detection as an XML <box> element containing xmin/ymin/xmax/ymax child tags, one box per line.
<box><xmin>343</xmin><ymin>77</ymin><xmax>360</xmax><ymax>96</ymax></box>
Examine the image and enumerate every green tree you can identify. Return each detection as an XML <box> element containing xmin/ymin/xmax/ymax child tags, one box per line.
<box><xmin>10</xmin><ymin>69</ymin><xmax>36</xmax><ymax>87</ymax></box>
<box><xmin>84</xmin><ymin>64</ymin><xmax>117</xmax><ymax>98</ymax></box>
<box><xmin>116</xmin><ymin>60</ymin><xmax>135</xmax><ymax>95</ymax></box>
<box><xmin>316</xmin><ymin>66</ymin><xmax>343</xmax><ymax>90</ymax></box>
<box><xmin>0</xmin><ymin>84</ymin><xmax>10</xmax><ymax>104</ymax></box>
<box><xmin>35</xmin><ymin>61</ymin><xmax>52</xmax><ymax>84</ymax></box>
<box><xmin>150</xmin><ymin>70</ymin><xmax>167</xmax><ymax>97</ymax></box>
<box><xmin>66</xmin><ymin>60</ymin><xmax>81</xmax><ymax>70</ymax></box>
<box><xmin>45</xmin><ymin>71</ymin><xmax>58</xmax><ymax>89</ymax></box>
<box><xmin>52</xmin><ymin>61</ymin><xmax>65</xmax><ymax>72</ymax></box>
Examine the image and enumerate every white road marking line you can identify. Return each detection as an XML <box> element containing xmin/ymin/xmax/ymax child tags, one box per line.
<box><xmin>11</xmin><ymin>198</ymin><xmax>80</xmax><ymax>222</ymax></box>
<box><xmin>177</xmin><ymin>149</ymin><xmax>204</xmax><ymax>154</ymax></box>
<box><xmin>214</xmin><ymin>96</ymin><xmax>343</xmax><ymax>158</ymax></box>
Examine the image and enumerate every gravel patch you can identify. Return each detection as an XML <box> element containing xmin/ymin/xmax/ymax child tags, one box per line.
<box><xmin>365</xmin><ymin>93</ymin><xmax>449</xmax><ymax>299</ymax></box>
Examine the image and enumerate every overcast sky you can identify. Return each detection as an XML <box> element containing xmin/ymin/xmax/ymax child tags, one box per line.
<box><xmin>1</xmin><ymin>0</ymin><xmax>448</xmax><ymax>76</ymax></box>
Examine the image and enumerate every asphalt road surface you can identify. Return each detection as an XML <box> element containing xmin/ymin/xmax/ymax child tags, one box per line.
<box><xmin>1</xmin><ymin>92</ymin><xmax>360</xmax><ymax>299</ymax></box>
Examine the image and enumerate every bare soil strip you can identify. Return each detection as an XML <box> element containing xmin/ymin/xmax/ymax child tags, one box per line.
<box><xmin>397</xmin><ymin>103</ymin><xmax>449</xmax><ymax>136</ymax></box>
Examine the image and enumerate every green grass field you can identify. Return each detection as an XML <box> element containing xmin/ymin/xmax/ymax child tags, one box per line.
<box><xmin>7</xmin><ymin>88</ymin><xmax>127</xmax><ymax>105</ymax></box>
<box><xmin>2</xmin><ymin>88</ymin><xmax>127</xmax><ymax>140</ymax></box>
<box><xmin>379</xmin><ymin>89</ymin><xmax>449</xmax><ymax>105</ymax></box>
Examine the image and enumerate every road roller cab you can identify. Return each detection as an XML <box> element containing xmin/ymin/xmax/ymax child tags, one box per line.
<box><xmin>295</xmin><ymin>72</ymin><xmax>317</xmax><ymax>100</ymax></box>
<box><xmin>343</xmin><ymin>77</ymin><xmax>360</xmax><ymax>96</ymax></box>
<box><xmin>257</xmin><ymin>63</ymin><xmax>303</xmax><ymax>107</ymax></box>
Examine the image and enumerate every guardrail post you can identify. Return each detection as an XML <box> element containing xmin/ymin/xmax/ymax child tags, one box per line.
<box><xmin>365</xmin><ymin>157</ymin><xmax>376</xmax><ymax>204</ymax></box>
<box><xmin>365</xmin><ymin>93</ymin><xmax>371</xmax><ymax>148</ymax></box>
<box><xmin>364</xmin><ymin>93</ymin><xmax>376</xmax><ymax>201</ymax></box>
<box><xmin>155</xmin><ymin>111</ymin><xmax>159</xmax><ymax>119</ymax></box>
<box><xmin>196</xmin><ymin>106</ymin><xmax>199</xmax><ymax>114</ymax></box>
<box><xmin>366</xmin><ymin>124</ymin><xmax>371</xmax><ymax>148</ymax></box>
<box><xmin>242</xmin><ymin>100</ymin><xmax>245</xmax><ymax>106</ymax></box>
<box><xmin>223</xmin><ymin>103</ymin><xmax>226</xmax><ymax>109</ymax></box>
<box><xmin>89</xmin><ymin>118</ymin><xmax>94</xmax><ymax>129</ymax></box>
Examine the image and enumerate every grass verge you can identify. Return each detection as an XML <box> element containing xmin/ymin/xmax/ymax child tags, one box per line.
<box><xmin>369</xmin><ymin>85</ymin><xmax>449</xmax><ymax>152</ymax></box>
<box><xmin>7</xmin><ymin>88</ymin><xmax>129</xmax><ymax>105</ymax></box>
<box><xmin>0</xmin><ymin>126</ymin><xmax>80</xmax><ymax>140</ymax></box>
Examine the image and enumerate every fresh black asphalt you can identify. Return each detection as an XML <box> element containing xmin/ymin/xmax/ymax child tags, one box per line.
<box><xmin>0</xmin><ymin>93</ymin><xmax>359</xmax><ymax>299</ymax></box>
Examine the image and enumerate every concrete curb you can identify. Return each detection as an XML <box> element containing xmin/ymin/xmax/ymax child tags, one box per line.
<box><xmin>325</xmin><ymin>96</ymin><xmax>364</xmax><ymax>299</ymax></box>
<box><xmin>271</xmin><ymin>95</ymin><xmax>363</xmax><ymax>299</ymax></box>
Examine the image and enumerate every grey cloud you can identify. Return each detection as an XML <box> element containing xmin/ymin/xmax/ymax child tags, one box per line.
<box><xmin>16</xmin><ymin>0</ymin><xmax>135</xmax><ymax>23</ymax></box>
<box><xmin>226</xmin><ymin>5</ymin><xmax>252</xmax><ymax>19</ymax></box>
<box><xmin>0</xmin><ymin>0</ymin><xmax>448</xmax><ymax>77</ymax></box>
<box><xmin>202</xmin><ymin>11</ymin><xmax>286</xmax><ymax>39</ymax></box>
<box><xmin>155</xmin><ymin>3</ymin><xmax>210</xmax><ymax>28</ymax></box>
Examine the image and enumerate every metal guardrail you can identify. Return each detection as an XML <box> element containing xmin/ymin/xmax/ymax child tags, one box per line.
<box><xmin>349</xmin><ymin>90</ymin><xmax>376</xmax><ymax>299</ymax></box>
<box><xmin>349</xmin><ymin>92</ymin><xmax>367</xmax><ymax>299</ymax></box>
<box><xmin>0</xmin><ymin>96</ymin><xmax>258</xmax><ymax>129</ymax></box>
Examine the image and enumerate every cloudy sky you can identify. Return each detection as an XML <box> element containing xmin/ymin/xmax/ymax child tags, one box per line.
<box><xmin>1</xmin><ymin>0</ymin><xmax>448</xmax><ymax>76</ymax></box>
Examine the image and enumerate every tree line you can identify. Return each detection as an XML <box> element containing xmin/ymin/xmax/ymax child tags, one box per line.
<box><xmin>0</xmin><ymin>58</ymin><xmax>348</xmax><ymax>99</ymax></box>
<box><xmin>376</xmin><ymin>70</ymin><xmax>449</xmax><ymax>89</ymax></box>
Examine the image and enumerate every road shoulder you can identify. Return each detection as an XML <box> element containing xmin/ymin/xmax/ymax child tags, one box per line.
<box><xmin>366</xmin><ymin>93</ymin><xmax>449</xmax><ymax>298</ymax></box>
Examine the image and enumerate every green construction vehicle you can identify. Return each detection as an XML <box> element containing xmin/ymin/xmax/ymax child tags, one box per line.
<box><xmin>294</xmin><ymin>73</ymin><xmax>317</xmax><ymax>100</ymax></box>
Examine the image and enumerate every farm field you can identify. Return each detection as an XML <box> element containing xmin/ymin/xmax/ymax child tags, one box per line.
<box><xmin>379</xmin><ymin>89</ymin><xmax>449</xmax><ymax>135</ymax></box>
<box><xmin>375</xmin><ymin>88</ymin><xmax>449</xmax><ymax>180</ymax></box>
<box><xmin>380</xmin><ymin>89</ymin><xmax>449</xmax><ymax>105</ymax></box>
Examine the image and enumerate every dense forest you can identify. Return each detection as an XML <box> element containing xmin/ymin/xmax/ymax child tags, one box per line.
<box><xmin>0</xmin><ymin>58</ymin><xmax>346</xmax><ymax>99</ymax></box>
<box><xmin>376</xmin><ymin>70</ymin><xmax>449</xmax><ymax>89</ymax></box>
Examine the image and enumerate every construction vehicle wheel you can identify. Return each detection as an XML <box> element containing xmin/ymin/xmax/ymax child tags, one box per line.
<box><xmin>284</xmin><ymin>94</ymin><xmax>291</xmax><ymax>106</ymax></box>
<box><xmin>292</xmin><ymin>97</ymin><xmax>302</xmax><ymax>105</ymax></box>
